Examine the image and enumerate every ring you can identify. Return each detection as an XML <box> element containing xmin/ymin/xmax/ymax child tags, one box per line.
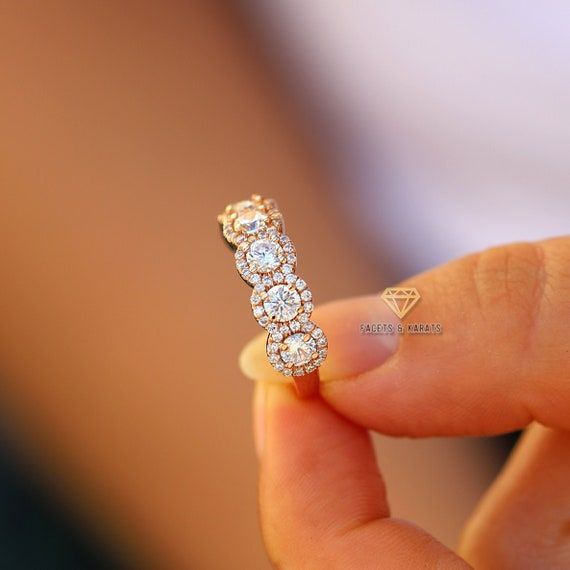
<box><xmin>218</xmin><ymin>195</ymin><xmax>328</xmax><ymax>397</ymax></box>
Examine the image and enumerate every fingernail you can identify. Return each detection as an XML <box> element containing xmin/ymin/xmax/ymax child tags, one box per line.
<box><xmin>319</xmin><ymin>295</ymin><xmax>400</xmax><ymax>381</ymax></box>
<box><xmin>253</xmin><ymin>381</ymin><xmax>267</xmax><ymax>458</ymax></box>
<box><xmin>240</xmin><ymin>333</ymin><xmax>281</xmax><ymax>383</ymax></box>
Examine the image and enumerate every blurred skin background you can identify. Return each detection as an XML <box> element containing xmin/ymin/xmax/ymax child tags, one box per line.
<box><xmin>0</xmin><ymin>1</ymin><xmax>567</xmax><ymax>569</ymax></box>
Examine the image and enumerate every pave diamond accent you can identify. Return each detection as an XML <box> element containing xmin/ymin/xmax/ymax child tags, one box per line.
<box><xmin>264</xmin><ymin>284</ymin><xmax>301</xmax><ymax>322</ymax></box>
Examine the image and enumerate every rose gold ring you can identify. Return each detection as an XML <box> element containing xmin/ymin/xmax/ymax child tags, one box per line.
<box><xmin>218</xmin><ymin>195</ymin><xmax>328</xmax><ymax>398</ymax></box>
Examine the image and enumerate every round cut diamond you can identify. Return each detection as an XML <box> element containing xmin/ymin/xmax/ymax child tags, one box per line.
<box><xmin>263</xmin><ymin>284</ymin><xmax>301</xmax><ymax>322</ymax></box>
<box><xmin>247</xmin><ymin>239</ymin><xmax>281</xmax><ymax>273</ymax></box>
<box><xmin>233</xmin><ymin>200</ymin><xmax>267</xmax><ymax>234</ymax></box>
<box><xmin>280</xmin><ymin>333</ymin><xmax>317</xmax><ymax>366</ymax></box>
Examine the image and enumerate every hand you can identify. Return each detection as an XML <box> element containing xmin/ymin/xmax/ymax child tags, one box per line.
<box><xmin>240</xmin><ymin>237</ymin><xmax>570</xmax><ymax>569</ymax></box>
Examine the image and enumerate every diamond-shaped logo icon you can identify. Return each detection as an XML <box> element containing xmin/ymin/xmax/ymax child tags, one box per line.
<box><xmin>380</xmin><ymin>287</ymin><xmax>421</xmax><ymax>319</ymax></box>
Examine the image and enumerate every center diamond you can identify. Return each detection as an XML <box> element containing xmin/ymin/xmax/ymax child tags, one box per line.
<box><xmin>233</xmin><ymin>200</ymin><xmax>267</xmax><ymax>234</ymax></box>
<box><xmin>280</xmin><ymin>333</ymin><xmax>317</xmax><ymax>366</ymax></box>
<box><xmin>247</xmin><ymin>239</ymin><xmax>281</xmax><ymax>273</ymax></box>
<box><xmin>263</xmin><ymin>284</ymin><xmax>301</xmax><ymax>322</ymax></box>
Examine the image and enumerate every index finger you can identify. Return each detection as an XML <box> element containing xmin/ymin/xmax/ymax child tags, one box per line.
<box><xmin>254</xmin><ymin>380</ymin><xmax>469</xmax><ymax>568</ymax></box>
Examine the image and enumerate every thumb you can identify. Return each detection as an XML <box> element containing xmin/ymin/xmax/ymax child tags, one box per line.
<box><xmin>242</xmin><ymin>237</ymin><xmax>570</xmax><ymax>437</ymax></box>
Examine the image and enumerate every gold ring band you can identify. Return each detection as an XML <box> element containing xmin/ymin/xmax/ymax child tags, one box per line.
<box><xmin>218</xmin><ymin>195</ymin><xmax>328</xmax><ymax>396</ymax></box>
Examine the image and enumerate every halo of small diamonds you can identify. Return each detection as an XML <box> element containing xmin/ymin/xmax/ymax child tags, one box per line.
<box><xmin>219</xmin><ymin>195</ymin><xmax>327</xmax><ymax>378</ymax></box>
<box><xmin>266</xmin><ymin>326</ymin><xmax>328</xmax><ymax>377</ymax></box>
<box><xmin>220</xmin><ymin>196</ymin><xmax>284</xmax><ymax>247</ymax></box>
<box><xmin>247</xmin><ymin>239</ymin><xmax>282</xmax><ymax>272</ymax></box>
<box><xmin>234</xmin><ymin>230</ymin><xmax>296</xmax><ymax>286</ymax></box>
<box><xmin>250</xmin><ymin>275</ymin><xmax>314</xmax><ymax>327</ymax></box>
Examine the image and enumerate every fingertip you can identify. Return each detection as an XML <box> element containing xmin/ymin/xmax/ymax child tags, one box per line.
<box><xmin>239</xmin><ymin>332</ymin><xmax>281</xmax><ymax>382</ymax></box>
<box><xmin>317</xmin><ymin>296</ymin><xmax>399</xmax><ymax>381</ymax></box>
<box><xmin>240</xmin><ymin>295</ymin><xmax>399</xmax><ymax>384</ymax></box>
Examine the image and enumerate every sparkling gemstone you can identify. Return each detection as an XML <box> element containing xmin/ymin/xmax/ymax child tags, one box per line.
<box><xmin>289</xmin><ymin>320</ymin><xmax>300</xmax><ymax>332</ymax></box>
<box><xmin>233</xmin><ymin>200</ymin><xmax>267</xmax><ymax>234</ymax></box>
<box><xmin>285</xmin><ymin>273</ymin><xmax>297</xmax><ymax>285</ymax></box>
<box><xmin>263</xmin><ymin>284</ymin><xmax>301</xmax><ymax>322</ymax></box>
<box><xmin>280</xmin><ymin>333</ymin><xmax>317</xmax><ymax>366</ymax></box>
<box><xmin>246</xmin><ymin>239</ymin><xmax>281</xmax><ymax>273</ymax></box>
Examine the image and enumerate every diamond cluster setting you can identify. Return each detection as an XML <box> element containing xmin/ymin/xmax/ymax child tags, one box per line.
<box><xmin>218</xmin><ymin>195</ymin><xmax>328</xmax><ymax>377</ymax></box>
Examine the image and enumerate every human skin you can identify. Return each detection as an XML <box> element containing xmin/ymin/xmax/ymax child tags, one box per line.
<box><xmin>241</xmin><ymin>237</ymin><xmax>570</xmax><ymax>569</ymax></box>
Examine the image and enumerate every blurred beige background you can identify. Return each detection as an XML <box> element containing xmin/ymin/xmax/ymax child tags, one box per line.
<box><xmin>0</xmin><ymin>2</ymin><xmax>504</xmax><ymax>568</ymax></box>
